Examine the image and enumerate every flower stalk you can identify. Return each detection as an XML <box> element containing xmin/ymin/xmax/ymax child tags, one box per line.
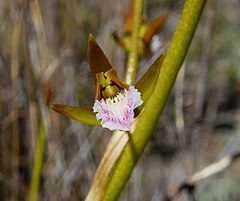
<box><xmin>124</xmin><ymin>0</ymin><xmax>143</xmax><ymax>85</ymax></box>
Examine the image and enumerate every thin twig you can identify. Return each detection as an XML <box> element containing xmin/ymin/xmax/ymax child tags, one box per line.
<box><xmin>163</xmin><ymin>151</ymin><xmax>240</xmax><ymax>201</ymax></box>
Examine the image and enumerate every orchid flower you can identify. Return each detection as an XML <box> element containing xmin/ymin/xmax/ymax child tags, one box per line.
<box><xmin>93</xmin><ymin>86</ymin><xmax>142</xmax><ymax>131</ymax></box>
<box><xmin>51</xmin><ymin>35</ymin><xmax>164</xmax><ymax>131</ymax></box>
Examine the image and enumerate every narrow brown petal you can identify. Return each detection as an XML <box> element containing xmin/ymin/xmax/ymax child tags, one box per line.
<box><xmin>88</xmin><ymin>34</ymin><xmax>112</xmax><ymax>78</ymax></box>
<box><xmin>142</xmin><ymin>12</ymin><xmax>170</xmax><ymax>44</ymax></box>
<box><xmin>124</xmin><ymin>0</ymin><xmax>134</xmax><ymax>34</ymax></box>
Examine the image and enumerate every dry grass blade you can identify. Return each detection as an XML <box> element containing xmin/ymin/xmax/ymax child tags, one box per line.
<box><xmin>7</xmin><ymin>2</ymin><xmax>24</xmax><ymax>199</ymax></box>
<box><xmin>85</xmin><ymin>131</ymin><xmax>129</xmax><ymax>201</ymax></box>
<box><xmin>29</xmin><ymin>0</ymin><xmax>49</xmax><ymax>73</ymax></box>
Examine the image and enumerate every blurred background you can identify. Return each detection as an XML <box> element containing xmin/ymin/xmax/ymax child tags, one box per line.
<box><xmin>0</xmin><ymin>0</ymin><xmax>240</xmax><ymax>200</ymax></box>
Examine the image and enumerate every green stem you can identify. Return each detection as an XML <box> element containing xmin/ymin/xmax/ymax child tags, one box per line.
<box><xmin>28</xmin><ymin>120</ymin><xmax>46</xmax><ymax>201</ymax></box>
<box><xmin>102</xmin><ymin>0</ymin><xmax>206</xmax><ymax>200</ymax></box>
<box><xmin>124</xmin><ymin>0</ymin><xmax>143</xmax><ymax>85</ymax></box>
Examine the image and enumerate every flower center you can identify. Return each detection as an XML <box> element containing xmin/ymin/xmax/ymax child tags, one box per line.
<box><xmin>105</xmin><ymin>91</ymin><xmax>127</xmax><ymax>118</ymax></box>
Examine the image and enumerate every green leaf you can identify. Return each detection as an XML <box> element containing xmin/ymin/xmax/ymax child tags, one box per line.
<box><xmin>51</xmin><ymin>104</ymin><xmax>101</xmax><ymax>126</ymax></box>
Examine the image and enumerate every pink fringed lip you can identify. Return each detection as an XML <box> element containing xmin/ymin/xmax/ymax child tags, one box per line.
<box><xmin>93</xmin><ymin>86</ymin><xmax>143</xmax><ymax>131</ymax></box>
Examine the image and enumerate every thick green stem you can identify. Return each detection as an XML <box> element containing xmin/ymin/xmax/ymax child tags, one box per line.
<box><xmin>124</xmin><ymin>0</ymin><xmax>143</xmax><ymax>85</ymax></box>
<box><xmin>102</xmin><ymin>0</ymin><xmax>206</xmax><ymax>200</ymax></box>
